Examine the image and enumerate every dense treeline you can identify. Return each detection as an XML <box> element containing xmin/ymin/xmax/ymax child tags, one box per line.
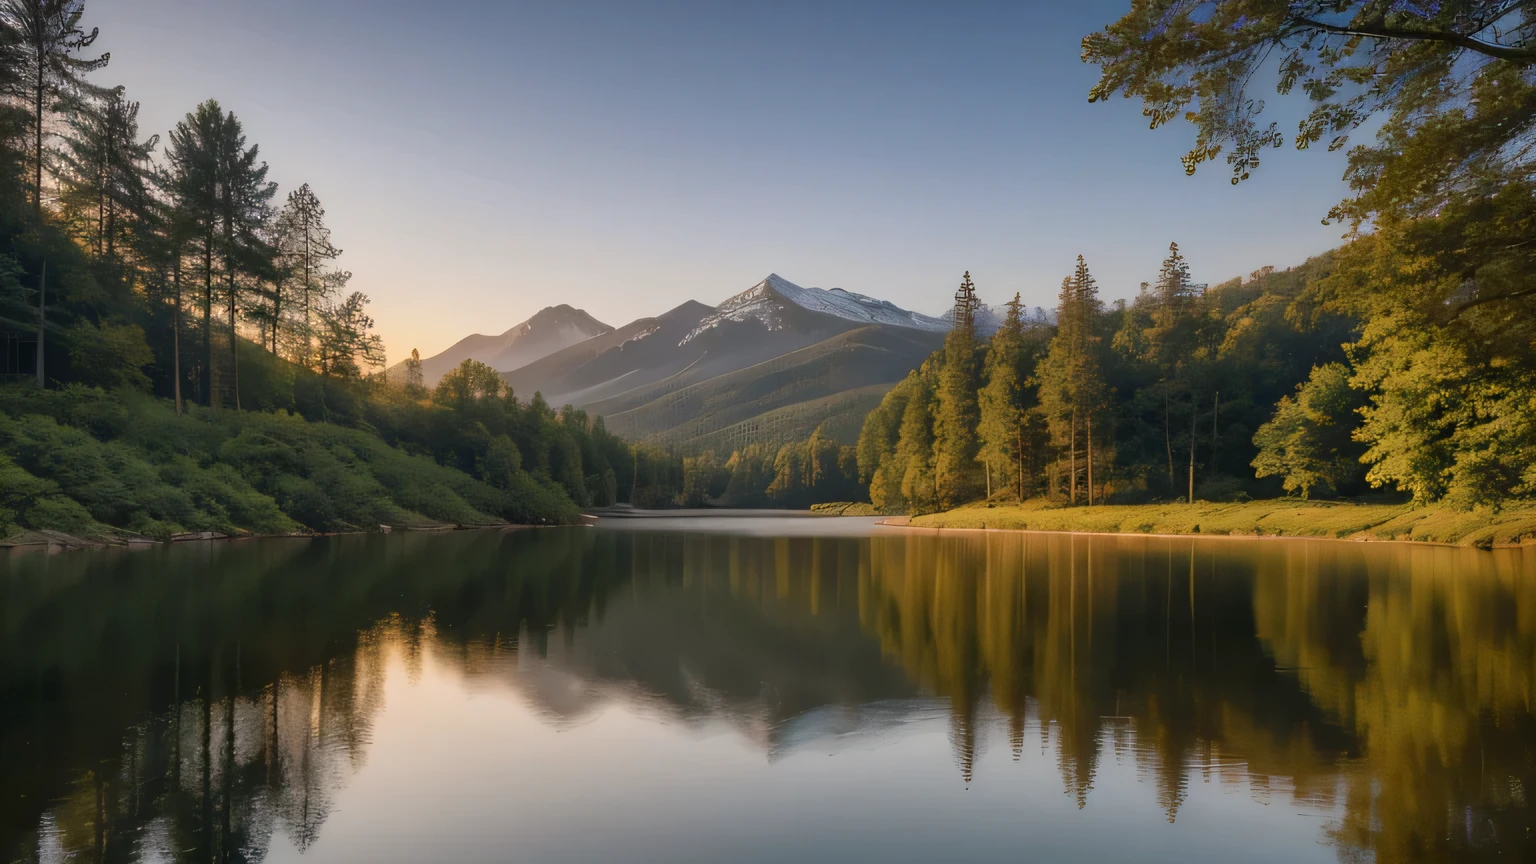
<box><xmin>1087</xmin><ymin>1</ymin><xmax>1536</xmax><ymax>511</ymax></box>
<box><xmin>857</xmin><ymin>250</ymin><xmax>1364</xmax><ymax>512</ymax></box>
<box><xmin>0</xmin><ymin>1</ymin><xmax>676</xmax><ymax>538</ymax></box>
<box><xmin>665</xmin><ymin>425</ymin><xmax>864</xmax><ymax>509</ymax></box>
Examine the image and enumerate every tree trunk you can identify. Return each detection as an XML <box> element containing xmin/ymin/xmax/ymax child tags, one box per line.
<box><xmin>303</xmin><ymin>226</ymin><xmax>311</xmax><ymax>366</ymax></box>
<box><xmin>1016</xmin><ymin>424</ymin><xmax>1025</xmax><ymax>501</ymax></box>
<box><xmin>103</xmin><ymin>133</ymin><xmax>115</xmax><ymax>261</ymax></box>
<box><xmin>985</xmin><ymin>458</ymin><xmax>992</xmax><ymax>499</ymax></box>
<box><xmin>225</xmin><ymin>182</ymin><xmax>240</xmax><ymax>410</ymax></box>
<box><xmin>229</xmin><ymin>272</ymin><xmax>240</xmax><ymax>411</ymax></box>
<box><xmin>100</xmin><ymin>104</ymin><xmax>112</xmax><ymax>258</ymax></box>
<box><xmin>1188</xmin><ymin>395</ymin><xmax>1197</xmax><ymax>503</ymax></box>
<box><xmin>33</xmin><ymin>40</ymin><xmax>42</xmax><ymax>218</ymax></box>
<box><xmin>1069</xmin><ymin>406</ymin><xmax>1078</xmax><ymax>505</ymax></box>
<box><xmin>203</xmin><ymin>234</ymin><xmax>213</xmax><ymax>407</ymax></box>
<box><xmin>1086</xmin><ymin>412</ymin><xmax>1094</xmax><ymax>506</ymax></box>
<box><xmin>34</xmin><ymin>260</ymin><xmax>45</xmax><ymax>389</ymax></box>
<box><xmin>1211</xmin><ymin>391</ymin><xmax>1220</xmax><ymax>474</ymax></box>
<box><xmin>96</xmin><ymin>162</ymin><xmax>105</xmax><ymax>255</ymax></box>
<box><xmin>1164</xmin><ymin>381</ymin><xmax>1174</xmax><ymax>490</ymax></box>
<box><xmin>271</xmin><ymin>278</ymin><xmax>282</xmax><ymax>354</ymax></box>
<box><xmin>173</xmin><ymin>255</ymin><xmax>183</xmax><ymax>415</ymax></box>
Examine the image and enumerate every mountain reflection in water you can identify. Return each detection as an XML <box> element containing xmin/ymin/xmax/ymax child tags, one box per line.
<box><xmin>3</xmin><ymin>526</ymin><xmax>1534</xmax><ymax>863</ymax></box>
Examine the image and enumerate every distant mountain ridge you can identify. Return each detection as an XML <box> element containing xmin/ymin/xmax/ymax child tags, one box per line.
<box><xmin>682</xmin><ymin>274</ymin><xmax>948</xmax><ymax>344</ymax></box>
<box><xmin>394</xmin><ymin>305</ymin><xmax>612</xmax><ymax>385</ymax></box>
<box><xmin>498</xmin><ymin>274</ymin><xmax>949</xmax><ymax>450</ymax></box>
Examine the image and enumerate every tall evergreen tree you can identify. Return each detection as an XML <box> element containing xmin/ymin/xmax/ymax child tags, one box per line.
<box><xmin>212</xmin><ymin>105</ymin><xmax>275</xmax><ymax>409</ymax></box>
<box><xmin>978</xmin><ymin>293</ymin><xmax>1043</xmax><ymax>499</ymax></box>
<box><xmin>1146</xmin><ymin>242</ymin><xmax>1198</xmax><ymax>490</ymax></box>
<box><xmin>274</xmin><ymin>183</ymin><xmax>340</xmax><ymax>364</ymax></box>
<box><xmin>162</xmin><ymin>100</ymin><xmax>221</xmax><ymax>406</ymax></box>
<box><xmin>55</xmin><ymin>85</ymin><xmax>155</xmax><ymax>264</ymax></box>
<box><xmin>1034</xmin><ymin>257</ymin><xmax>1110</xmax><ymax>504</ymax></box>
<box><xmin>3</xmin><ymin>0</ymin><xmax>107</xmax><ymax>216</ymax></box>
<box><xmin>933</xmin><ymin>271</ymin><xmax>984</xmax><ymax>507</ymax></box>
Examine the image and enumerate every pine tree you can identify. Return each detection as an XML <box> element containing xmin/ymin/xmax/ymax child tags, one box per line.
<box><xmin>274</xmin><ymin>183</ymin><xmax>341</xmax><ymax>364</ymax></box>
<box><xmin>314</xmin><ymin>291</ymin><xmax>384</xmax><ymax>379</ymax></box>
<box><xmin>162</xmin><ymin>100</ymin><xmax>221</xmax><ymax>406</ymax></box>
<box><xmin>1145</xmin><ymin>242</ymin><xmax>1202</xmax><ymax>495</ymax></box>
<box><xmin>1034</xmin><ymin>257</ymin><xmax>1110</xmax><ymax>504</ymax></box>
<box><xmin>55</xmin><ymin>85</ymin><xmax>155</xmax><ymax>263</ymax></box>
<box><xmin>212</xmin><ymin>105</ymin><xmax>275</xmax><ymax>409</ymax></box>
<box><xmin>4</xmin><ymin>0</ymin><xmax>108</xmax><ymax>216</ymax></box>
<box><xmin>404</xmin><ymin>347</ymin><xmax>426</xmax><ymax>396</ymax></box>
<box><xmin>933</xmin><ymin>271</ymin><xmax>984</xmax><ymax>508</ymax></box>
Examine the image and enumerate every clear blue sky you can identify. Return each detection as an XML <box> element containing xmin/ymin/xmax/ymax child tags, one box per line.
<box><xmin>92</xmin><ymin>0</ymin><xmax>1352</xmax><ymax>361</ymax></box>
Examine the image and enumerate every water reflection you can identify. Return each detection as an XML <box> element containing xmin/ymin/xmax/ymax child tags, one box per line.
<box><xmin>2</xmin><ymin>529</ymin><xmax>1533</xmax><ymax>862</ymax></box>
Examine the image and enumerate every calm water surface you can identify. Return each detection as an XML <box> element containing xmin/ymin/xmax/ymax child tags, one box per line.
<box><xmin>4</xmin><ymin>517</ymin><xmax>1535</xmax><ymax>863</ymax></box>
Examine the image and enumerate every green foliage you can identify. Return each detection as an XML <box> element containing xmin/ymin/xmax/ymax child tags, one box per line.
<box><xmin>65</xmin><ymin>320</ymin><xmax>152</xmax><ymax>390</ymax></box>
<box><xmin>978</xmin><ymin>294</ymin><xmax>1050</xmax><ymax>500</ymax></box>
<box><xmin>0</xmin><ymin>451</ymin><xmax>95</xmax><ymax>536</ymax></box>
<box><xmin>1086</xmin><ymin>4</ymin><xmax>1536</xmax><ymax>513</ymax></box>
<box><xmin>478</xmin><ymin>434</ymin><xmax>523</xmax><ymax>489</ymax></box>
<box><xmin>679</xmin><ymin>450</ymin><xmax>729</xmax><ymax>507</ymax></box>
<box><xmin>933</xmin><ymin>314</ymin><xmax>983</xmax><ymax>507</ymax></box>
<box><xmin>0</xmin><ymin>381</ymin><xmax>594</xmax><ymax>538</ymax></box>
<box><xmin>859</xmin><ymin>248</ymin><xmax>1377</xmax><ymax>514</ymax></box>
<box><xmin>894</xmin><ymin>364</ymin><xmax>938</xmax><ymax>513</ymax></box>
<box><xmin>1083</xmin><ymin>1</ymin><xmax>1536</xmax><ymax>225</ymax></box>
<box><xmin>1252</xmin><ymin>363</ymin><xmax>1366</xmax><ymax>499</ymax></box>
<box><xmin>1033</xmin><ymin>257</ymin><xmax>1112</xmax><ymax>503</ymax></box>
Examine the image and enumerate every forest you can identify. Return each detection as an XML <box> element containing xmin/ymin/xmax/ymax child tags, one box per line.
<box><xmin>0</xmin><ymin>1</ymin><xmax>869</xmax><ymax>541</ymax></box>
<box><xmin>858</xmin><ymin>1</ymin><xmax>1536</xmax><ymax>517</ymax></box>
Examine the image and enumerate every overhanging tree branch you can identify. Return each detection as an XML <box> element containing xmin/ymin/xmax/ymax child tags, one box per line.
<box><xmin>1291</xmin><ymin>15</ymin><xmax>1536</xmax><ymax>64</ymax></box>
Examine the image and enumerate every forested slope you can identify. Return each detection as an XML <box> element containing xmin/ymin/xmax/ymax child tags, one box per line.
<box><xmin>0</xmin><ymin>3</ymin><xmax>642</xmax><ymax>541</ymax></box>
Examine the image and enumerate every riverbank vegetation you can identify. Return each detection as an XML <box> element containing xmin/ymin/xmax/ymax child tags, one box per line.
<box><xmin>859</xmin><ymin>1</ymin><xmax>1536</xmax><ymax>529</ymax></box>
<box><xmin>906</xmin><ymin>499</ymin><xmax>1536</xmax><ymax>548</ymax></box>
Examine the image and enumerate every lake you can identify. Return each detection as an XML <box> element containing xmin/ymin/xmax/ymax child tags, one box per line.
<box><xmin>4</xmin><ymin>517</ymin><xmax>1534</xmax><ymax>863</ymax></box>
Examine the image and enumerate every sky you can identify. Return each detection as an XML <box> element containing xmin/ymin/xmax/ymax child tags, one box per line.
<box><xmin>90</xmin><ymin>0</ymin><xmax>1355</xmax><ymax>362</ymax></box>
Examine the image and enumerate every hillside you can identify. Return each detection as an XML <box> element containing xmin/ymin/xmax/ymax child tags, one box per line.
<box><xmin>601</xmin><ymin>325</ymin><xmax>942</xmax><ymax>447</ymax></box>
<box><xmin>396</xmin><ymin>305</ymin><xmax>612</xmax><ymax>385</ymax></box>
<box><xmin>501</xmin><ymin>300</ymin><xmax>716</xmax><ymax>405</ymax></box>
<box><xmin>501</xmin><ymin>275</ymin><xmax>948</xmax><ymax>448</ymax></box>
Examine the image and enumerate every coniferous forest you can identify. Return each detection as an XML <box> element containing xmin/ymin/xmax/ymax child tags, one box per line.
<box><xmin>5</xmin><ymin>0</ymin><xmax>1536</xmax><ymax>540</ymax></box>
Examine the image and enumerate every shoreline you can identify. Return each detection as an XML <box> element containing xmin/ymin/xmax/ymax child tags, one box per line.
<box><xmin>885</xmin><ymin>499</ymin><xmax>1536</xmax><ymax>550</ymax></box>
<box><xmin>0</xmin><ymin>520</ymin><xmax>585</xmax><ymax>556</ymax></box>
<box><xmin>876</xmin><ymin>518</ymin><xmax>1509</xmax><ymax>550</ymax></box>
<box><xmin>2</xmin><ymin>508</ymin><xmax>856</xmax><ymax>554</ymax></box>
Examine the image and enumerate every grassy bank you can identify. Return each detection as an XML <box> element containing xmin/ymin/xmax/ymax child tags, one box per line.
<box><xmin>0</xmin><ymin>384</ymin><xmax>582</xmax><ymax>544</ymax></box>
<box><xmin>904</xmin><ymin>498</ymin><xmax>1536</xmax><ymax>548</ymax></box>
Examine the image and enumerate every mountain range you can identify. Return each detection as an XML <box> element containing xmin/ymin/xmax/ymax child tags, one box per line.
<box><xmin>427</xmin><ymin>275</ymin><xmax>951</xmax><ymax>450</ymax></box>
<box><xmin>390</xmin><ymin>305</ymin><xmax>613</xmax><ymax>386</ymax></box>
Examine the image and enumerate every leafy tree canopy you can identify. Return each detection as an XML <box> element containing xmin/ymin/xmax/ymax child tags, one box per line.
<box><xmin>1084</xmin><ymin>1</ymin><xmax>1536</xmax><ymax>224</ymax></box>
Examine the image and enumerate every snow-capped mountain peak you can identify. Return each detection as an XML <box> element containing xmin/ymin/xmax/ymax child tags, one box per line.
<box><xmin>681</xmin><ymin>274</ymin><xmax>948</xmax><ymax>345</ymax></box>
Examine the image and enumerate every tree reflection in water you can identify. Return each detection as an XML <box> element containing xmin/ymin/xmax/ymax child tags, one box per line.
<box><xmin>2</xmin><ymin>529</ymin><xmax>1532</xmax><ymax>862</ymax></box>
